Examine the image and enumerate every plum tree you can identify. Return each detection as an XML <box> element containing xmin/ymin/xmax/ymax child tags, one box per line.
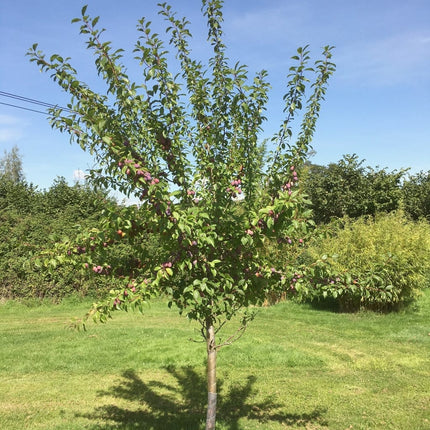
<box><xmin>28</xmin><ymin>1</ymin><xmax>335</xmax><ymax>428</ymax></box>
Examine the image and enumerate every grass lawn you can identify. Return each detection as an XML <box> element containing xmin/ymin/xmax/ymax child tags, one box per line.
<box><xmin>0</xmin><ymin>291</ymin><xmax>429</xmax><ymax>429</ymax></box>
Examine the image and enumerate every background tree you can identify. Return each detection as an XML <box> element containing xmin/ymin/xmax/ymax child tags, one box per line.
<box><xmin>41</xmin><ymin>176</ymin><xmax>113</xmax><ymax>219</ymax></box>
<box><xmin>402</xmin><ymin>170</ymin><xmax>430</xmax><ymax>221</ymax></box>
<box><xmin>303</xmin><ymin>154</ymin><xmax>404</xmax><ymax>223</ymax></box>
<box><xmin>0</xmin><ymin>145</ymin><xmax>25</xmax><ymax>184</ymax></box>
<box><xmin>28</xmin><ymin>1</ymin><xmax>335</xmax><ymax>428</ymax></box>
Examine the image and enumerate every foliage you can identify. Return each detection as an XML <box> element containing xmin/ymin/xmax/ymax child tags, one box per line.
<box><xmin>28</xmin><ymin>0</ymin><xmax>335</xmax><ymax>325</ymax></box>
<box><xmin>0</xmin><ymin>178</ymin><xmax>115</xmax><ymax>299</ymax></box>
<box><xmin>301</xmin><ymin>211</ymin><xmax>430</xmax><ymax>311</ymax></box>
<box><xmin>302</xmin><ymin>154</ymin><xmax>405</xmax><ymax>224</ymax></box>
<box><xmin>0</xmin><ymin>178</ymin><xmax>38</xmax><ymax>213</ymax></box>
<box><xmin>402</xmin><ymin>170</ymin><xmax>430</xmax><ymax>221</ymax></box>
<box><xmin>28</xmin><ymin>2</ymin><xmax>335</xmax><ymax>427</ymax></box>
<box><xmin>27</xmin><ymin>5</ymin><xmax>335</xmax><ymax>333</ymax></box>
<box><xmin>41</xmin><ymin>176</ymin><xmax>114</xmax><ymax>220</ymax></box>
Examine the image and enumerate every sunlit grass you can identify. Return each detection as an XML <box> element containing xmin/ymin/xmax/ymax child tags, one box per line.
<box><xmin>0</xmin><ymin>291</ymin><xmax>429</xmax><ymax>429</ymax></box>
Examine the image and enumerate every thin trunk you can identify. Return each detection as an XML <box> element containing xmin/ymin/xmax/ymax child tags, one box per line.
<box><xmin>206</xmin><ymin>321</ymin><xmax>217</xmax><ymax>430</ymax></box>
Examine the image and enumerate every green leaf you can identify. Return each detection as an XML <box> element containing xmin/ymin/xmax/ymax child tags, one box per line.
<box><xmin>208</xmin><ymin>259</ymin><xmax>221</xmax><ymax>267</ymax></box>
<box><xmin>193</xmin><ymin>289</ymin><xmax>201</xmax><ymax>303</ymax></box>
<box><xmin>241</xmin><ymin>235</ymin><xmax>250</xmax><ymax>246</ymax></box>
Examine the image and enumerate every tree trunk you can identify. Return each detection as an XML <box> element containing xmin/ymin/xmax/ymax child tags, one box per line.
<box><xmin>206</xmin><ymin>321</ymin><xmax>217</xmax><ymax>430</ymax></box>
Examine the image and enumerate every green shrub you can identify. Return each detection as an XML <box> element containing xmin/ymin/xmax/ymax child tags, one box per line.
<box><xmin>303</xmin><ymin>211</ymin><xmax>430</xmax><ymax>311</ymax></box>
<box><xmin>0</xmin><ymin>179</ymin><xmax>116</xmax><ymax>300</ymax></box>
<box><xmin>302</xmin><ymin>154</ymin><xmax>404</xmax><ymax>224</ymax></box>
<box><xmin>402</xmin><ymin>170</ymin><xmax>430</xmax><ymax>221</ymax></box>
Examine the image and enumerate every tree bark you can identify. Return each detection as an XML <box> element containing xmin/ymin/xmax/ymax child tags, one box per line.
<box><xmin>206</xmin><ymin>321</ymin><xmax>217</xmax><ymax>430</ymax></box>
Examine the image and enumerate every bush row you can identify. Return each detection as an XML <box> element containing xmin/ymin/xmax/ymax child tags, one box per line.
<box><xmin>297</xmin><ymin>211</ymin><xmax>430</xmax><ymax>311</ymax></box>
<box><xmin>2</xmin><ymin>175</ymin><xmax>429</xmax><ymax>311</ymax></box>
<box><xmin>0</xmin><ymin>178</ymin><xmax>116</xmax><ymax>299</ymax></box>
<box><xmin>302</xmin><ymin>154</ymin><xmax>430</xmax><ymax>223</ymax></box>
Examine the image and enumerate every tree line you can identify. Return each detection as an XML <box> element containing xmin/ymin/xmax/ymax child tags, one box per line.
<box><xmin>1</xmin><ymin>145</ymin><xmax>429</xmax><ymax>301</ymax></box>
<box><xmin>0</xmin><ymin>146</ymin><xmax>116</xmax><ymax>298</ymax></box>
<box><xmin>303</xmin><ymin>153</ymin><xmax>430</xmax><ymax>223</ymax></box>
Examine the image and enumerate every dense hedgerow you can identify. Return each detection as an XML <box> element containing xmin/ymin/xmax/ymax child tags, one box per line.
<box><xmin>301</xmin><ymin>154</ymin><xmax>405</xmax><ymax>224</ymax></box>
<box><xmin>402</xmin><ymin>170</ymin><xmax>430</xmax><ymax>221</ymax></box>
<box><xmin>300</xmin><ymin>211</ymin><xmax>430</xmax><ymax>311</ymax></box>
<box><xmin>0</xmin><ymin>179</ymin><xmax>121</xmax><ymax>300</ymax></box>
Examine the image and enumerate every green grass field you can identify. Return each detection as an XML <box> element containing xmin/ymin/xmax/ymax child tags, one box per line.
<box><xmin>1</xmin><ymin>291</ymin><xmax>429</xmax><ymax>429</ymax></box>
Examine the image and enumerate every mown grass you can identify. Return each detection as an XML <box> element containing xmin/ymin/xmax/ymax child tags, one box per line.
<box><xmin>0</xmin><ymin>291</ymin><xmax>429</xmax><ymax>429</ymax></box>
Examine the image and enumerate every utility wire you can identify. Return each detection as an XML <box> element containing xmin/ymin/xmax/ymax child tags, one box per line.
<box><xmin>0</xmin><ymin>101</ymin><xmax>49</xmax><ymax>115</ymax></box>
<box><xmin>0</xmin><ymin>90</ymin><xmax>75</xmax><ymax>115</ymax></box>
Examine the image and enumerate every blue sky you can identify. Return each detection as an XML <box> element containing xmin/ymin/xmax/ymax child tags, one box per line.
<box><xmin>1</xmin><ymin>0</ymin><xmax>429</xmax><ymax>190</ymax></box>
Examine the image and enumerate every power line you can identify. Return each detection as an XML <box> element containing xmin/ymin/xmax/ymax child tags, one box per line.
<box><xmin>0</xmin><ymin>90</ymin><xmax>75</xmax><ymax>115</ymax></box>
<box><xmin>0</xmin><ymin>91</ymin><xmax>57</xmax><ymax>109</ymax></box>
<box><xmin>0</xmin><ymin>101</ymin><xmax>48</xmax><ymax>115</ymax></box>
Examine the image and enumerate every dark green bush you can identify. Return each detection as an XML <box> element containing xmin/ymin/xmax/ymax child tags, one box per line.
<box><xmin>402</xmin><ymin>170</ymin><xmax>430</xmax><ymax>221</ymax></box>
<box><xmin>302</xmin><ymin>154</ymin><xmax>404</xmax><ymax>224</ymax></box>
<box><xmin>0</xmin><ymin>179</ymin><xmax>116</xmax><ymax>299</ymax></box>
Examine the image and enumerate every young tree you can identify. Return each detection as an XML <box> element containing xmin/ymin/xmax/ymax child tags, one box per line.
<box><xmin>28</xmin><ymin>2</ymin><xmax>335</xmax><ymax>427</ymax></box>
<box><xmin>0</xmin><ymin>145</ymin><xmax>25</xmax><ymax>184</ymax></box>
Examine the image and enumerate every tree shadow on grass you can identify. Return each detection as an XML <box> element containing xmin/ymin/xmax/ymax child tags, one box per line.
<box><xmin>82</xmin><ymin>367</ymin><xmax>327</xmax><ymax>429</ymax></box>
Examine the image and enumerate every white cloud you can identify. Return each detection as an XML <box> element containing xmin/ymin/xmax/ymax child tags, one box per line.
<box><xmin>73</xmin><ymin>169</ymin><xmax>86</xmax><ymax>181</ymax></box>
<box><xmin>0</xmin><ymin>114</ymin><xmax>21</xmax><ymax>125</ymax></box>
<box><xmin>225</xmin><ymin>1</ymin><xmax>430</xmax><ymax>88</ymax></box>
<box><xmin>227</xmin><ymin>3</ymin><xmax>308</xmax><ymax>44</ymax></box>
<box><xmin>0</xmin><ymin>128</ymin><xmax>23</xmax><ymax>143</ymax></box>
<box><xmin>0</xmin><ymin>114</ymin><xmax>26</xmax><ymax>142</ymax></box>
<box><xmin>337</xmin><ymin>31</ymin><xmax>430</xmax><ymax>86</ymax></box>
<box><xmin>223</xmin><ymin>3</ymin><xmax>317</xmax><ymax>73</ymax></box>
